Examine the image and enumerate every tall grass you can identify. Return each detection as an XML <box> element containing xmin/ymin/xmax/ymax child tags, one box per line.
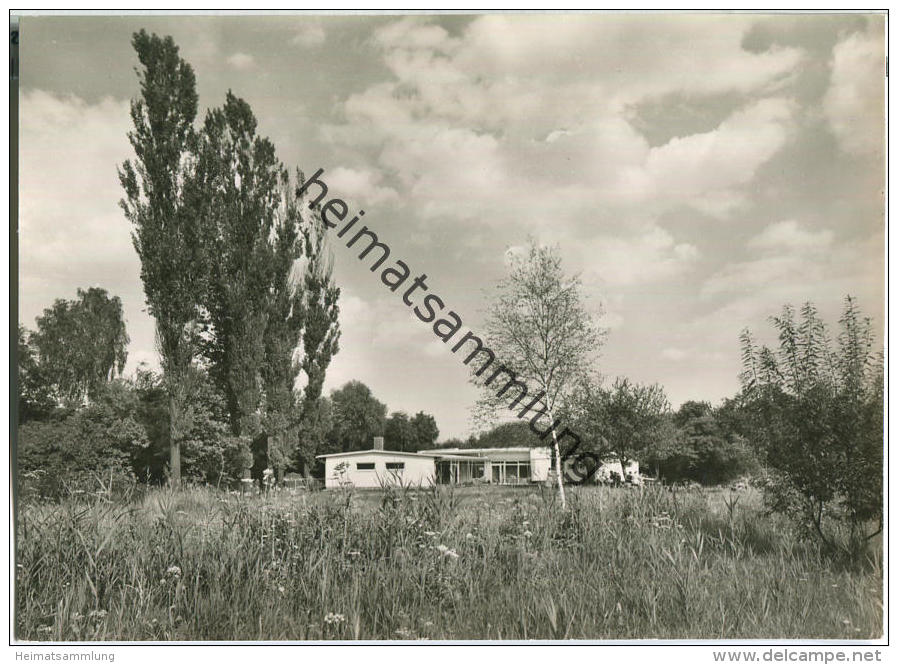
<box><xmin>15</xmin><ymin>484</ymin><xmax>882</xmax><ymax>641</ymax></box>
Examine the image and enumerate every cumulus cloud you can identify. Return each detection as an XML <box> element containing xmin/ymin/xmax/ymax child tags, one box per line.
<box><xmin>748</xmin><ymin>219</ymin><xmax>834</xmax><ymax>253</ymax></box>
<box><xmin>641</xmin><ymin>98</ymin><xmax>795</xmax><ymax>217</ymax></box>
<box><xmin>578</xmin><ymin>225</ymin><xmax>700</xmax><ymax>287</ymax></box>
<box><xmin>824</xmin><ymin>24</ymin><xmax>885</xmax><ymax>156</ymax></box>
<box><xmin>20</xmin><ymin>89</ymin><xmax>157</xmax><ymax>375</ymax></box>
<box><xmin>326</xmin><ymin>166</ymin><xmax>400</xmax><ymax>207</ymax></box>
<box><xmin>320</xmin><ymin>13</ymin><xmax>802</xmax><ymax>290</ymax></box>
<box><xmin>701</xmin><ymin>220</ymin><xmax>851</xmax><ymax>302</ymax></box>
<box><xmin>227</xmin><ymin>52</ymin><xmax>255</xmax><ymax>70</ymax></box>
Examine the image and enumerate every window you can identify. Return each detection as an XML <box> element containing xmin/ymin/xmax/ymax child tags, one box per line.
<box><xmin>356</xmin><ymin>462</ymin><xmax>375</xmax><ymax>470</ymax></box>
<box><xmin>386</xmin><ymin>462</ymin><xmax>405</xmax><ymax>470</ymax></box>
<box><xmin>490</xmin><ymin>460</ymin><xmax>532</xmax><ymax>484</ymax></box>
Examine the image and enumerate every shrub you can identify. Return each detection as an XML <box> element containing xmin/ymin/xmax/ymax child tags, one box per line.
<box><xmin>740</xmin><ymin>298</ymin><xmax>883</xmax><ymax>558</ymax></box>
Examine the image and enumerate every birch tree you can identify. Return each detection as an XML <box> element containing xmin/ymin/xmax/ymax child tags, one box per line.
<box><xmin>477</xmin><ymin>241</ymin><xmax>604</xmax><ymax>508</ymax></box>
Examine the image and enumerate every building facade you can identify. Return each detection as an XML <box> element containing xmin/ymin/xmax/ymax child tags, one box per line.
<box><xmin>317</xmin><ymin>441</ymin><xmax>639</xmax><ymax>489</ymax></box>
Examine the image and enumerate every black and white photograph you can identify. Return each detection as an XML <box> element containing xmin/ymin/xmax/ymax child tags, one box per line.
<box><xmin>9</xmin><ymin>8</ymin><xmax>888</xmax><ymax>656</ymax></box>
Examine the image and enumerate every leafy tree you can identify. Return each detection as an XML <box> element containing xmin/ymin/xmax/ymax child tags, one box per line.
<box><xmin>327</xmin><ymin>381</ymin><xmax>387</xmax><ymax>453</ymax></box>
<box><xmin>128</xmin><ymin>366</ymin><xmax>249</xmax><ymax>486</ymax></box>
<box><xmin>196</xmin><ymin>91</ymin><xmax>281</xmax><ymax>438</ymax></box>
<box><xmin>410</xmin><ymin>411</ymin><xmax>439</xmax><ymax>450</ymax></box>
<box><xmin>18</xmin><ymin>380</ymin><xmax>147</xmax><ymax>500</ymax></box>
<box><xmin>129</xmin><ymin>366</ymin><xmax>170</xmax><ymax>483</ymax></box>
<box><xmin>476</xmin><ymin>240</ymin><xmax>604</xmax><ymax>508</ymax></box>
<box><xmin>17</xmin><ymin>326</ymin><xmax>56</xmax><ymax>423</ymax></box>
<box><xmin>291</xmin><ymin>180</ymin><xmax>340</xmax><ymax>474</ymax></box>
<box><xmin>465</xmin><ymin>420</ymin><xmax>544</xmax><ymax>449</ymax></box>
<box><xmin>120</xmin><ymin>33</ymin><xmax>341</xmax><ymax>487</ymax></box>
<box><xmin>639</xmin><ymin>413</ymin><xmax>684</xmax><ymax>480</ymax></box>
<box><xmin>437</xmin><ymin>436</ymin><xmax>467</xmax><ymax>449</ymax></box>
<box><xmin>294</xmin><ymin>396</ymin><xmax>333</xmax><ymax>476</ymax></box>
<box><xmin>28</xmin><ymin>288</ymin><xmax>129</xmax><ymax>409</ymax></box>
<box><xmin>567</xmin><ymin>377</ymin><xmax>669</xmax><ymax>481</ymax></box>
<box><xmin>385</xmin><ymin>411</ymin><xmax>416</xmax><ymax>451</ymax></box>
<box><xmin>119</xmin><ymin>30</ymin><xmax>203</xmax><ymax>487</ymax></box>
<box><xmin>647</xmin><ymin>400</ymin><xmax>757</xmax><ymax>485</ymax></box>
<box><xmin>740</xmin><ymin>297</ymin><xmax>883</xmax><ymax>556</ymax></box>
<box><xmin>196</xmin><ymin>105</ymin><xmax>341</xmax><ymax>481</ymax></box>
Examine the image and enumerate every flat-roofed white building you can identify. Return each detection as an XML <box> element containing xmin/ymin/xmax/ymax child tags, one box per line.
<box><xmin>432</xmin><ymin>447</ymin><xmax>640</xmax><ymax>485</ymax></box>
<box><xmin>317</xmin><ymin>439</ymin><xmax>638</xmax><ymax>489</ymax></box>
<box><xmin>317</xmin><ymin>437</ymin><xmax>488</xmax><ymax>489</ymax></box>
<box><xmin>432</xmin><ymin>447</ymin><xmax>552</xmax><ymax>484</ymax></box>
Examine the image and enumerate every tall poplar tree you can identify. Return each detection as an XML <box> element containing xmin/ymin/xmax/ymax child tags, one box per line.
<box><xmin>195</xmin><ymin>92</ymin><xmax>281</xmax><ymax>439</ymax></box>
<box><xmin>259</xmin><ymin>170</ymin><xmax>340</xmax><ymax>478</ymax></box>
<box><xmin>196</xmin><ymin>103</ymin><xmax>341</xmax><ymax>479</ymax></box>
<box><xmin>118</xmin><ymin>30</ymin><xmax>202</xmax><ymax>486</ymax></box>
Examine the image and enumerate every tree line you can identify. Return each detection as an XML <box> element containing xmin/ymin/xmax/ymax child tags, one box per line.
<box><xmin>16</xmin><ymin>32</ymin><xmax>442</xmax><ymax>494</ymax></box>
<box><xmin>117</xmin><ymin>30</ymin><xmax>344</xmax><ymax>486</ymax></box>
<box><xmin>17</xmin><ymin>30</ymin><xmax>345</xmax><ymax>491</ymax></box>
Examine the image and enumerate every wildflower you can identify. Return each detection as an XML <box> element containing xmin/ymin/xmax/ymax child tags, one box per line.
<box><xmin>424</xmin><ymin>531</ymin><xmax>437</xmax><ymax>537</ymax></box>
<box><xmin>444</xmin><ymin>549</ymin><xmax>459</xmax><ymax>559</ymax></box>
<box><xmin>348</xmin><ymin>550</ymin><xmax>361</xmax><ymax>557</ymax></box>
<box><xmin>522</xmin><ymin>521</ymin><xmax>530</xmax><ymax>527</ymax></box>
<box><xmin>523</xmin><ymin>530</ymin><xmax>533</xmax><ymax>538</ymax></box>
<box><xmin>435</xmin><ymin>544</ymin><xmax>449</xmax><ymax>554</ymax></box>
<box><xmin>37</xmin><ymin>626</ymin><xmax>53</xmax><ymax>634</ymax></box>
<box><xmin>166</xmin><ymin>565</ymin><xmax>182</xmax><ymax>578</ymax></box>
<box><xmin>424</xmin><ymin>621</ymin><xmax>434</xmax><ymax>628</ymax></box>
<box><xmin>88</xmin><ymin>609</ymin><xmax>107</xmax><ymax>620</ymax></box>
<box><xmin>324</xmin><ymin>612</ymin><xmax>346</xmax><ymax>625</ymax></box>
<box><xmin>465</xmin><ymin>532</ymin><xmax>474</xmax><ymax>540</ymax></box>
<box><xmin>278</xmin><ymin>585</ymin><xmax>286</xmax><ymax>595</ymax></box>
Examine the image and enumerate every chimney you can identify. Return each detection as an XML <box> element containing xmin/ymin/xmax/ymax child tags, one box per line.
<box><xmin>373</xmin><ymin>436</ymin><xmax>384</xmax><ymax>451</ymax></box>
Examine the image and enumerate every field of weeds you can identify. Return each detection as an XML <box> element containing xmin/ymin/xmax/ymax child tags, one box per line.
<box><xmin>15</xmin><ymin>483</ymin><xmax>882</xmax><ymax>641</ymax></box>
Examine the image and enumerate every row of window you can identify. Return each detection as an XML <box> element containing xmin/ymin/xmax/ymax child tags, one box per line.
<box><xmin>356</xmin><ymin>462</ymin><xmax>404</xmax><ymax>471</ymax></box>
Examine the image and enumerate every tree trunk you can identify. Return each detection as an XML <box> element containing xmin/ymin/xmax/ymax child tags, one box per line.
<box><xmin>547</xmin><ymin>408</ymin><xmax>566</xmax><ymax>509</ymax></box>
<box><xmin>167</xmin><ymin>367</ymin><xmax>190</xmax><ymax>490</ymax></box>
<box><xmin>169</xmin><ymin>392</ymin><xmax>181</xmax><ymax>488</ymax></box>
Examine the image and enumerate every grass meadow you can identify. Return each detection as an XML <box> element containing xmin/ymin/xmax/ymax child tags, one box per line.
<box><xmin>15</xmin><ymin>483</ymin><xmax>882</xmax><ymax>641</ymax></box>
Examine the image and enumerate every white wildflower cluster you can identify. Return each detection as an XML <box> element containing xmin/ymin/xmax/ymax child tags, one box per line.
<box><xmin>324</xmin><ymin>612</ymin><xmax>346</xmax><ymax>625</ymax></box>
<box><xmin>649</xmin><ymin>512</ymin><xmax>683</xmax><ymax>530</ymax></box>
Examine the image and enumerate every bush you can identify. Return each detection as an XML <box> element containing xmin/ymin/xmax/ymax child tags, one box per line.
<box><xmin>18</xmin><ymin>412</ymin><xmax>139</xmax><ymax>501</ymax></box>
<box><xmin>740</xmin><ymin>298</ymin><xmax>883</xmax><ymax>557</ymax></box>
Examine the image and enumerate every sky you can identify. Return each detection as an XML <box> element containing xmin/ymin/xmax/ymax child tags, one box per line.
<box><xmin>18</xmin><ymin>12</ymin><xmax>886</xmax><ymax>441</ymax></box>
